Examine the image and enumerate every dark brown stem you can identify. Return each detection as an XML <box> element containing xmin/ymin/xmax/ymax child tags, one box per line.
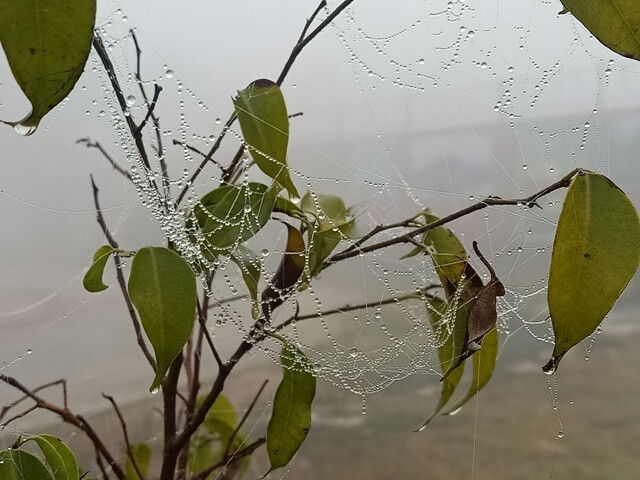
<box><xmin>77</xmin><ymin>139</ymin><xmax>133</xmax><ymax>182</ymax></box>
<box><xmin>326</xmin><ymin>168</ymin><xmax>579</xmax><ymax>266</ymax></box>
<box><xmin>191</xmin><ymin>438</ymin><xmax>266</xmax><ymax>480</ymax></box>
<box><xmin>0</xmin><ymin>375</ymin><xmax>126</xmax><ymax>480</ymax></box>
<box><xmin>159</xmin><ymin>354</ymin><xmax>183</xmax><ymax>480</ymax></box>
<box><xmin>103</xmin><ymin>393</ymin><xmax>146</xmax><ymax>480</ymax></box>
<box><xmin>0</xmin><ymin>379</ymin><xmax>66</xmax><ymax>423</ymax></box>
<box><xmin>90</xmin><ymin>176</ymin><xmax>157</xmax><ymax>370</ymax></box>
<box><xmin>224</xmin><ymin>379</ymin><xmax>268</xmax><ymax>457</ymax></box>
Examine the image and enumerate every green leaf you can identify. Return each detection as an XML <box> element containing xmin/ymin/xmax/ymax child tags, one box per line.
<box><xmin>233</xmin><ymin>79</ymin><xmax>299</xmax><ymax>198</ymax></box>
<box><xmin>416</xmin><ymin>297</ymin><xmax>466</xmax><ymax>431</ymax></box>
<box><xmin>230</xmin><ymin>246</ymin><xmax>262</xmax><ymax>319</ymax></box>
<box><xmin>83</xmin><ymin>245</ymin><xmax>117</xmax><ymax>293</ymax></box>
<box><xmin>267</xmin><ymin>344</ymin><xmax>316</xmax><ymax>472</ymax></box>
<box><xmin>443</xmin><ymin>327</ymin><xmax>498</xmax><ymax>414</ymax></box>
<box><xmin>128</xmin><ymin>246</ymin><xmax>197</xmax><ymax>391</ymax></box>
<box><xmin>301</xmin><ymin>192</ymin><xmax>349</xmax><ymax>231</ymax></box>
<box><xmin>544</xmin><ymin>171</ymin><xmax>640</xmax><ymax>372</ymax></box>
<box><xmin>274</xmin><ymin>195</ymin><xmax>306</xmax><ymax>219</ymax></box>
<box><xmin>561</xmin><ymin>0</ymin><xmax>640</xmax><ymax>60</ymax></box>
<box><xmin>0</xmin><ymin>449</ymin><xmax>54</xmax><ymax>480</ymax></box>
<box><xmin>195</xmin><ymin>182</ymin><xmax>277</xmax><ymax>255</ymax></box>
<box><xmin>200</xmin><ymin>394</ymin><xmax>238</xmax><ymax>435</ymax></box>
<box><xmin>21</xmin><ymin>434</ymin><xmax>79</xmax><ymax>480</ymax></box>
<box><xmin>124</xmin><ymin>444</ymin><xmax>151</xmax><ymax>480</ymax></box>
<box><xmin>187</xmin><ymin>435</ymin><xmax>217</xmax><ymax>480</ymax></box>
<box><xmin>0</xmin><ymin>0</ymin><xmax>96</xmax><ymax>135</ymax></box>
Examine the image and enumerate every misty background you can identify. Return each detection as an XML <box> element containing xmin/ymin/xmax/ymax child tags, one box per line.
<box><xmin>1</xmin><ymin>0</ymin><xmax>640</xmax><ymax>478</ymax></box>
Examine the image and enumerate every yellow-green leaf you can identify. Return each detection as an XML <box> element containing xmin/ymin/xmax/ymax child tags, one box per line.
<box><xmin>561</xmin><ymin>0</ymin><xmax>640</xmax><ymax>60</ymax></box>
<box><xmin>443</xmin><ymin>327</ymin><xmax>498</xmax><ymax>414</ymax></box>
<box><xmin>416</xmin><ymin>297</ymin><xmax>466</xmax><ymax>431</ymax></box>
<box><xmin>83</xmin><ymin>245</ymin><xmax>117</xmax><ymax>293</ymax></box>
<box><xmin>267</xmin><ymin>344</ymin><xmax>316</xmax><ymax>472</ymax></box>
<box><xmin>544</xmin><ymin>171</ymin><xmax>640</xmax><ymax>372</ymax></box>
<box><xmin>0</xmin><ymin>449</ymin><xmax>54</xmax><ymax>480</ymax></box>
<box><xmin>401</xmin><ymin>211</ymin><xmax>467</xmax><ymax>299</ymax></box>
<box><xmin>128</xmin><ymin>247</ymin><xmax>197</xmax><ymax>391</ymax></box>
<box><xmin>0</xmin><ymin>0</ymin><xmax>96</xmax><ymax>135</ymax></box>
<box><xmin>233</xmin><ymin>79</ymin><xmax>298</xmax><ymax>198</ymax></box>
<box><xmin>230</xmin><ymin>246</ymin><xmax>262</xmax><ymax>319</ymax></box>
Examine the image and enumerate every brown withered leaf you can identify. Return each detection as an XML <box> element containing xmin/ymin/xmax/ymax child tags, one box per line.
<box><xmin>261</xmin><ymin>223</ymin><xmax>306</xmax><ymax>317</ymax></box>
<box><xmin>442</xmin><ymin>241</ymin><xmax>504</xmax><ymax>379</ymax></box>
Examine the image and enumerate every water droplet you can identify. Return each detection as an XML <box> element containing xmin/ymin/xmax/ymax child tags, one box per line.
<box><xmin>605</xmin><ymin>68</ymin><xmax>612</xmax><ymax>76</ymax></box>
<box><xmin>14</xmin><ymin>123</ymin><xmax>38</xmax><ymax>136</ymax></box>
<box><xmin>25</xmin><ymin>348</ymin><xmax>33</xmax><ymax>355</ymax></box>
<box><xmin>418</xmin><ymin>58</ymin><xmax>425</xmax><ymax>65</ymax></box>
<box><xmin>165</xmin><ymin>69</ymin><xmax>174</xmax><ymax>79</ymax></box>
<box><xmin>467</xmin><ymin>30</ymin><xmax>475</xmax><ymax>39</ymax></box>
<box><xmin>261</xmin><ymin>248</ymin><xmax>270</xmax><ymax>257</ymax></box>
<box><xmin>446</xmin><ymin>407</ymin><xmax>462</xmax><ymax>416</ymax></box>
<box><xmin>480</xmin><ymin>62</ymin><xmax>488</xmax><ymax>69</ymax></box>
<box><xmin>151</xmin><ymin>387</ymin><xmax>160</xmax><ymax>395</ymax></box>
<box><xmin>243</xmin><ymin>204</ymin><xmax>252</xmax><ymax>213</ymax></box>
<box><xmin>349</xmin><ymin>347</ymin><xmax>359</xmax><ymax>358</ymax></box>
<box><xmin>522</xmin><ymin>164</ymin><xmax>528</xmax><ymax>170</ymax></box>
<box><xmin>557</xmin><ymin>430</ymin><xmax>565</xmax><ymax>439</ymax></box>
<box><xmin>126</xmin><ymin>95</ymin><xmax>136</xmax><ymax>106</ymax></box>
<box><xmin>542</xmin><ymin>357</ymin><xmax>557</xmax><ymax>375</ymax></box>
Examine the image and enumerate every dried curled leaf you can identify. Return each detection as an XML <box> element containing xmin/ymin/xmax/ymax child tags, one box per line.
<box><xmin>443</xmin><ymin>241</ymin><xmax>504</xmax><ymax>378</ymax></box>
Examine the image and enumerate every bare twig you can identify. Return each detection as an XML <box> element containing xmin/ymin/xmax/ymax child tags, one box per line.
<box><xmin>172</xmin><ymin>139</ymin><xmax>225</xmax><ymax>171</ymax></box>
<box><xmin>224</xmin><ymin>379</ymin><xmax>268</xmax><ymax>457</ymax></box>
<box><xmin>102</xmin><ymin>393</ymin><xmax>146</xmax><ymax>480</ymax></box>
<box><xmin>135</xmin><ymin>83</ymin><xmax>162</xmax><ymax>135</ymax></box>
<box><xmin>191</xmin><ymin>438</ymin><xmax>266</xmax><ymax>480</ymax></box>
<box><xmin>90</xmin><ymin>176</ymin><xmax>157</xmax><ymax>371</ymax></box>
<box><xmin>0</xmin><ymin>379</ymin><xmax>67</xmax><ymax>423</ymax></box>
<box><xmin>130</xmin><ymin>29</ymin><xmax>169</xmax><ymax>197</ymax></box>
<box><xmin>275</xmin><ymin>288</ymin><xmax>438</xmax><ymax>332</ymax></box>
<box><xmin>326</xmin><ymin>168</ymin><xmax>579</xmax><ymax>266</ymax></box>
<box><xmin>0</xmin><ymin>375</ymin><xmax>126</xmax><ymax>480</ymax></box>
<box><xmin>197</xmin><ymin>303</ymin><xmax>224</xmax><ymax>369</ymax></box>
<box><xmin>77</xmin><ymin>139</ymin><xmax>133</xmax><ymax>182</ymax></box>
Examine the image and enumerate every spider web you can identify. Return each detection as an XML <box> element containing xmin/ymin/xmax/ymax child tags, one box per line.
<box><xmin>1</xmin><ymin>0</ymin><xmax>640</xmax><ymax>478</ymax></box>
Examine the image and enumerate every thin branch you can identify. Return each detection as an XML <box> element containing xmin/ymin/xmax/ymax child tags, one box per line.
<box><xmin>326</xmin><ymin>168</ymin><xmax>579</xmax><ymax>266</ymax></box>
<box><xmin>340</xmin><ymin>217</ymin><xmax>420</xmax><ymax>257</ymax></box>
<box><xmin>102</xmin><ymin>394</ymin><xmax>146</xmax><ymax>480</ymax></box>
<box><xmin>135</xmin><ymin>84</ymin><xmax>162</xmax><ymax>135</ymax></box>
<box><xmin>191</xmin><ymin>438</ymin><xmax>266</xmax><ymax>480</ymax></box>
<box><xmin>78</xmin><ymin>139</ymin><xmax>133</xmax><ymax>182</ymax></box>
<box><xmin>90</xmin><ymin>176</ymin><xmax>157</xmax><ymax>370</ymax></box>
<box><xmin>0</xmin><ymin>375</ymin><xmax>126</xmax><ymax>480</ymax></box>
<box><xmin>224</xmin><ymin>379</ymin><xmax>268</xmax><ymax>457</ymax></box>
<box><xmin>275</xmin><ymin>288</ymin><xmax>438</xmax><ymax>332</ymax></box>
<box><xmin>197</xmin><ymin>303</ymin><xmax>224</xmax><ymax>368</ymax></box>
<box><xmin>94</xmin><ymin>443</ymin><xmax>111</xmax><ymax>480</ymax></box>
<box><xmin>171</xmin><ymin>139</ymin><xmax>224</xmax><ymax>170</ymax></box>
<box><xmin>0</xmin><ymin>379</ymin><xmax>67</xmax><ymax>423</ymax></box>
<box><xmin>130</xmin><ymin>29</ymin><xmax>169</xmax><ymax>197</ymax></box>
